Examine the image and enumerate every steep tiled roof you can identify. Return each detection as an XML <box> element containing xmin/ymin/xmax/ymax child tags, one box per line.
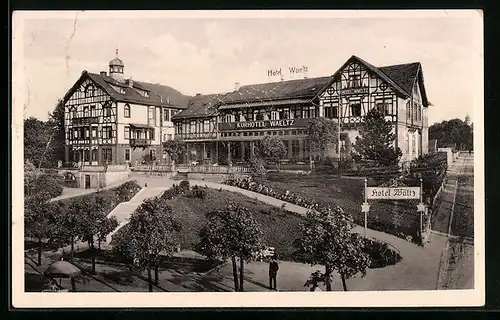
<box><xmin>69</xmin><ymin>71</ymin><xmax>191</xmax><ymax>109</ymax></box>
<box><xmin>222</xmin><ymin>76</ymin><xmax>332</xmax><ymax>104</ymax></box>
<box><xmin>172</xmin><ymin>93</ymin><xmax>229</xmax><ymax>120</ymax></box>
<box><xmin>379</xmin><ymin>62</ymin><xmax>421</xmax><ymax>96</ymax></box>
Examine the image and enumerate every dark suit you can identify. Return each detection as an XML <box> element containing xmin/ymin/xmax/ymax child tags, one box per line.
<box><xmin>269</xmin><ymin>260</ymin><xmax>279</xmax><ymax>290</ymax></box>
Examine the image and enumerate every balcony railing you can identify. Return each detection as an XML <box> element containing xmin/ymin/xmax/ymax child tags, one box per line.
<box><xmin>177</xmin><ymin>132</ymin><xmax>218</xmax><ymax>140</ymax></box>
<box><xmin>130</xmin><ymin>138</ymin><xmax>152</xmax><ymax>147</ymax></box>
<box><xmin>72</xmin><ymin>117</ymin><xmax>99</xmax><ymax>125</ymax></box>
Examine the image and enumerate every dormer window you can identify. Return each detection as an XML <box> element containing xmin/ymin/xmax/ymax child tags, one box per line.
<box><xmin>120</xmin><ymin>88</ymin><xmax>126</xmax><ymax>94</ymax></box>
<box><xmin>144</xmin><ymin>92</ymin><xmax>149</xmax><ymax>98</ymax></box>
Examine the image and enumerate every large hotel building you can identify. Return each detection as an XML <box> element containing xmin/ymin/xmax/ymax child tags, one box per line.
<box><xmin>62</xmin><ymin>54</ymin><xmax>430</xmax><ymax>167</ymax></box>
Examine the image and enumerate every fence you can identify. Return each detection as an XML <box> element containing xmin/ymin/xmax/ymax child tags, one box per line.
<box><xmin>132</xmin><ymin>164</ymin><xmax>252</xmax><ymax>175</ymax></box>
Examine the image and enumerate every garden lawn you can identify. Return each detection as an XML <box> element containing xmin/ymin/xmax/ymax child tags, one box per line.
<box><xmin>162</xmin><ymin>188</ymin><xmax>304</xmax><ymax>261</ymax></box>
<box><xmin>254</xmin><ymin>172</ymin><xmax>420</xmax><ymax>240</ymax></box>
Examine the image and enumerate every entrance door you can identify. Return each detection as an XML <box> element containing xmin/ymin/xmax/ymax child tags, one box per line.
<box><xmin>85</xmin><ymin>175</ymin><xmax>91</xmax><ymax>189</ymax></box>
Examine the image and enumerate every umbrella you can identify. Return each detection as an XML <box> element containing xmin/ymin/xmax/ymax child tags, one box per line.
<box><xmin>44</xmin><ymin>260</ymin><xmax>81</xmax><ymax>292</ymax></box>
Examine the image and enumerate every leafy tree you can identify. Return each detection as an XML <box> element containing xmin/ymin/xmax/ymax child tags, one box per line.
<box><xmin>96</xmin><ymin>216</ymin><xmax>119</xmax><ymax>253</ymax></box>
<box><xmin>72</xmin><ymin>195</ymin><xmax>117</xmax><ymax>274</ymax></box>
<box><xmin>249</xmin><ymin>157</ymin><xmax>267</xmax><ymax>177</ymax></box>
<box><xmin>162</xmin><ymin>138</ymin><xmax>187</xmax><ymax>164</ymax></box>
<box><xmin>353</xmin><ymin>108</ymin><xmax>402</xmax><ymax>166</ymax></box>
<box><xmin>113</xmin><ymin>198</ymin><xmax>181</xmax><ymax>291</ymax></box>
<box><xmin>293</xmin><ymin>206</ymin><xmax>371</xmax><ymax>291</ymax></box>
<box><xmin>25</xmin><ymin>196</ymin><xmax>61</xmax><ymax>266</ymax></box>
<box><xmin>307</xmin><ymin>118</ymin><xmax>339</xmax><ymax>162</ymax></box>
<box><xmin>24</xmin><ymin>117</ymin><xmax>53</xmax><ymax>168</ymax></box>
<box><xmin>429</xmin><ymin>118</ymin><xmax>473</xmax><ymax>151</ymax></box>
<box><xmin>47</xmin><ymin>100</ymin><xmax>66</xmax><ymax>166</ymax></box>
<box><xmin>197</xmin><ymin>203</ymin><xmax>263</xmax><ymax>291</ymax></box>
<box><xmin>256</xmin><ymin>136</ymin><xmax>287</xmax><ymax>171</ymax></box>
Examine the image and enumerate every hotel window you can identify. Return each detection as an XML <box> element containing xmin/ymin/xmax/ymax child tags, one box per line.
<box><xmin>104</xmin><ymin>106</ymin><xmax>112</xmax><ymax>117</ymax></box>
<box><xmin>124</xmin><ymin>104</ymin><xmax>131</xmax><ymax>118</ymax></box>
<box><xmin>103</xmin><ymin>148</ymin><xmax>113</xmax><ymax>163</ymax></box>
<box><xmin>406</xmin><ymin>102</ymin><xmax>411</xmax><ymax>120</ymax></box>
<box><xmin>124</xmin><ymin>126</ymin><xmax>130</xmax><ymax>140</ymax></box>
<box><xmin>168</xmin><ymin>134</ymin><xmax>172</xmax><ymax>140</ymax></box>
<box><xmin>90</xmin><ymin>105</ymin><xmax>96</xmax><ymax>117</ymax></box>
<box><xmin>293</xmin><ymin>107</ymin><xmax>302</xmax><ymax>119</ymax></box>
<box><xmin>73</xmin><ymin>130</ymin><xmax>78</xmax><ymax>139</ymax></box>
<box><xmin>203</xmin><ymin>120</ymin><xmax>210</xmax><ymax>132</ymax></box>
<box><xmin>324</xmin><ymin>103</ymin><xmax>339</xmax><ymax>119</ymax></box>
<box><xmin>406</xmin><ymin>133</ymin><xmax>410</xmax><ymax>154</ymax></box>
<box><xmin>292</xmin><ymin>140</ymin><xmax>300</xmax><ymax>156</ymax></box>
<box><xmin>412</xmin><ymin>134</ymin><xmax>416</xmax><ymax>153</ymax></box>
<box><xmin>91</xmin><ymin>149</ymin><xmax>97</xmax><ymax>162</ymax></box>
<box><xmin>85</xmin><ymin>128</ymin><xmax>90</xmax><ymax>138</ymax></box>
<box><xmin>271</xmin><ymin>111</ymin><xmax>279</xmax><ymax>120</ymax></box>
<box><xmin>375</xmin><ymin>97</ymin><xmax>392</xmax><ymax>115</ymax></box>
<box><xmin>125</xmin><ymin>149</ymin><xmax>130</xmax><ymax>162</ymax></box>
<box><xmin>84</xmin><ymin>150</ymin><xmax>90</xmax><ymax>162</ymax></box>
<box><xmin>91</xmin><ymin>127</ymin><xmax>97</xmax><ymax>138</ymax></box>
<box><xmin>148</xmin><ymin>107</ymin><xmax>155</xmax><ymax>125</ymax></box>
<box><xmin>350</xmin><ymin>102</ymin><xmax>362</xmax><ymax>117</ymax></box>
<box><xmin>164</xmin><ymin>109</ymin><xmax>170</xmax><ymax>122</ymax></box>
<box><xmin>348</xmin><ymin>74</ymin><xmax>361</xmax><ymax>88</ymax></box>
<box><xmin>102</xmin><ymin>126</ymin><xmax>112</xmax><ymax>139</ymax></box>
<box><xmin>73</xmin><ymin>108</ymin><xmax>78</xmax><ymax>118</ymax></box>
<box><xmin>83</xmin><ymin>106</ymin><xmax>89</xmax><ymax>117</ymax></box>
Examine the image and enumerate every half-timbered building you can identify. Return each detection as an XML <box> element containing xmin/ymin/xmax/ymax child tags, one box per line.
<box><xmin>172</xmin><ymin>55</ymin><xmax>430</xmax><ymax>166</ymax></box>
<box><xmin>62</xmin><ymin>52</ymin><xmax>191</xmax><ymax>166</ymax></box>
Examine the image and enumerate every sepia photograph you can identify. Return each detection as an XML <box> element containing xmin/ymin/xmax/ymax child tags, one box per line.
<box><xmin>11</xmin><ymin>10</ymin><xmax>484</xmax><ymax>308</ymax></box>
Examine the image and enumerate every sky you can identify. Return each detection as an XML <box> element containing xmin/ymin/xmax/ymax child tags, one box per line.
<box><xmin>14</xmin><ymin>10</ymin><xmax>483</xmax><ymax>126</ymax></box>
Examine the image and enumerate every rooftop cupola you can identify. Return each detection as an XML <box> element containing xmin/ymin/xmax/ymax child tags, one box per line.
<box><xmin>109</xmin><ymin>49</ymin><xmax>125</xmax><ymax>83</ymax></box>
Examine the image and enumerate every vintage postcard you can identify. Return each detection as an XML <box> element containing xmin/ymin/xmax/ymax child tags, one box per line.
<box><xmin>11</xmin><ymin>10</ymin><xmax>484</xmax><ymax>308</ymax></box>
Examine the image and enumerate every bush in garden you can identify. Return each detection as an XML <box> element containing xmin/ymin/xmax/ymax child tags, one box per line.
<box><xmin>115</xmin><ymin>180</ymin><xmax>142</xmax><ymax>203</ymax></box>
<box><xmin>179</xmin><ymin>180</ymin><xmax>190</xmax><ymax>193</ymax></box>
<box><xmin>186</xmin><ymin>185</ymin><xmax>208</xmax><ymax>200</ymax></box>
<box><xmin>25</xmin><ymin>169</ymin><xmax>64</xmax><ymax>200</ymax></box>
<box><xmin>249</xmin><ymin>157</ymin><xmax>267</xmax><ymax>177</ymax></box>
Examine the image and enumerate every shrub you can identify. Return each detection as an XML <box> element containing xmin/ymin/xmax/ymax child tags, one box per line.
<box><xmin>115</xmin><ymin>180</ymin><xmax>142</xmax><ymax>203</ymax></box>
<box><xmin>161</xmin><ymin>184</ymin><xmax>183</xmax><ymax>200</ymax></box>
<box><xmin>26</xmin><ymin>170</ymin><xmax>64</xmax><ymax>200</ymax></box>
<box><xmin>179</xmin><ymin>180</ymin><xmax>190</xmax><ymax>193</ymax></box>
<box><xmin>249</xmin><ymin>157</ymin><xmax>267</xmax><ymax>177</ymax></box>
<box><xmin>186</xmin><ymin>185</ymin><xmax>207</xmax><ymax>200</ymax></box>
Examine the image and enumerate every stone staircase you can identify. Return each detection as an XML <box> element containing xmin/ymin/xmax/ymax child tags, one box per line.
<box><xmin>105</xmin><ymin>187</ymin><xmax>167</xmax><ymax>244</ymax></box>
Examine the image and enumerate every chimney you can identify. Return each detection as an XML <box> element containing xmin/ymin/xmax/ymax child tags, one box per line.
<box><xmin>160</xmin><ymin>95</ymin><xmax>163</xmax><ymax>103</ymax></box>
<box><xmin>234</xmin><ymin>82</ymin><xmax>241</xmax><ymax>91</ymax></box>
<box><xmin>167</xmin><ymin>96</ymin><xmax>171</xmax><ymax>104</ymax></box>
<box><xmin>196</xmin><ymin>93</ymin><xmax>202</xmax><ymax>96</ymax></box>
<box><xmin>128</xmin><ymin>77</ymin><xmax>133</xmax><ymax>88</ymax></box>
<box><xmin>100</xmin><ymin>71</ymin><xmax>107</xmax><ymax>76</ymax></box>
<box><xmin>280</xmin><ymin>74</ymin><xmax>284</xmax><ymax>82</ymax></box>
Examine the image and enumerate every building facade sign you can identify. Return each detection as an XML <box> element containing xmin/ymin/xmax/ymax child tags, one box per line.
<box><xmin>219</xmin><ymin>118</ymin><xmax>312</xmax><ymax>131</ymax></box>
<box><xmin>365</xmin><ymin>187</ymin><xmax>421</xmax><ymax>200</ymax></box>
<box><xmin>339</xmin><ymin>87</ymin><xmax>369</xmax><ymax>95</ymax></box>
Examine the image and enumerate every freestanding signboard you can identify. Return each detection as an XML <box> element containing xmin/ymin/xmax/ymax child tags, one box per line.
<box><xmin>362</xmin><ymin>178</ymin><xmax>426</xmax><ymax>242</ymax></box>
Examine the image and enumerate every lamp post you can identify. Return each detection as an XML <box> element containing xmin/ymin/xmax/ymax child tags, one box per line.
<box><xmin>361</xmin><ymin>178</ymin><xmax>370</xmax><ymax>238</ymax></box>
<box><xmin>417</xmin><ymin>175</ymin><xmax>426</xmax><ymax>245</ymax></box>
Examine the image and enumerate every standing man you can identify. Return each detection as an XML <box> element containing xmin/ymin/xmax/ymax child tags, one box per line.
<box><xmin>269</xmin><ymin>255</ymin><xmax>279</xmax><ymax>291</ymax></box>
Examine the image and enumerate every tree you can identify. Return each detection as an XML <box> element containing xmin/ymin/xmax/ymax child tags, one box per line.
<box><xmin>162</xmin><ymin>138</ymin><xmax>187</xmax><ymax>164</ymax></box>
<box><xmin>113</xmin><ymin>198</ymin><xmax>181</xmax><ymax>291</ymax></box>
<box><xmin>25</xmin><ymin>196</ymin><xmax>61</xmax><ymax>266</ymax></box>
<box><xmin>307</xmin><ymin>118</ymin><xmax>339</xmax><ymax>163</ymax></box>
<box><xmin>429</xmin><ymin>118</ymin><xmax>473</xmax><ymax>151</ymax></box>
<box><xmin>47</xmin><ymin>100</ymin><xmax>66</xmax><ymax>166</ymax></box>
<box><xmin>293</xmin><ymin>206</ymin><xmax>371</xmax><ymax>291</ymax></box>
<box><xmin>197</xmin><ymin>203</ymin><xmax>263</xmax><ymax>291</ymax></box>
<box><xmin>255</xmin><ymin>136</ymin><xmax>287</xmax><ymax>171</ymax></box>
<box><xmin>73</xmin><ymin>195</ymin><xmax>117</xmax><ymax>274</ymax></box>
<box><xmin>24</xmin><ymin>117</ymin><xmax>53</xmax><ymax>168</ymax></box>
<box><xmin>353</xmin><ymin>108</ymin><xmax>402</xmax><ymax>166</ymax></box>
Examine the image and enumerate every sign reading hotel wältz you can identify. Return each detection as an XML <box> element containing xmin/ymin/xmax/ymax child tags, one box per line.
<box><xmin>365</xmin><ymin>187</ymin><xmax>421</xmax><ymax>200</ymax></box>
<box><xmin>267</xmin><ymin>65</ymin><xmax>309</xmax><ymax>79</ymax></box>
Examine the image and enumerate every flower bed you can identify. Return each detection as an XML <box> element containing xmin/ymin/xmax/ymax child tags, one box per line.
<box><xmin>223</xmin><ymin>176</ymin><xmax>420</xmax><ymax>244</ymax></box>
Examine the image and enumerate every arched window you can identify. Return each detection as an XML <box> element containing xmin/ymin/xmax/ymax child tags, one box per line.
<box><xmin>124</xmin><ymin>104</ymin><xmax>131</xmax><ymax>118</ymax></box>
